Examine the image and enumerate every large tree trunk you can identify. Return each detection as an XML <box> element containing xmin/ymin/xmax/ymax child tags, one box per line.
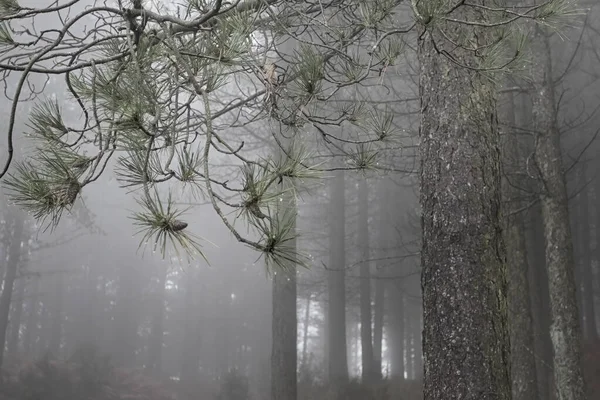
<box><xmin>0</xmin><ymin>212</ymin><xmax>25</xmax><ymax>368</ymax></box>
<box><xmin>417</xmin><ymin>7</ymin><xmax>511</xmax><ymax>399</ymax></box>
<box><xmin>531</xmin><ymin>29</ymin><xmax>586</xmax><ymax>400</ymax></box>
<box><xmin>501</xmin><ymin>93</ymin><xmax>539</xmax><ymax>400</ymax></box>
<box><xmin>327</xmin><ymin>170</ymin><xmax>349</xmax><ymax>392</ymax></box>
<box><xmin>357</xmin><ymin>177</ymin><xmax>375</xmax><ymax>382</ymax></box>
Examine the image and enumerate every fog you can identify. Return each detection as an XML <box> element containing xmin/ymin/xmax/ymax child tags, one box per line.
<box><xmin>0</xmin><ymin>1</ymin><xmax>598</xmax><ymax>400</ymax></box>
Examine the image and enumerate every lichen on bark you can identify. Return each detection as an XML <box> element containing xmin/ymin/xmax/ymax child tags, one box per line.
<box><xmin>417</xmin><ymin>5</ymin><xmax>511</xmax><ymax>400</ymax></box>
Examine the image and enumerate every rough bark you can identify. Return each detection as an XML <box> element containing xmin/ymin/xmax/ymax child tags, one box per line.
<box><xmin>417</xmin><ymin>6</ymin><xmax>511</xmax><ymax>399</ymax></box>
<box><xmin>531</xmin><ymin>29</ymin><xmax>586</xmax><ymax>400</ymax></box>
<box><xmin>358</xmin><ymin>177</ymin><xmax>375</xmax><ymax>382</ymax></box>
<box><xmin>0</xmin><ymin>212</ymin><xmax>25</xmax><ymax>367</ymax></box>
<box><xmin>327</xmin><ymin>169</ymin><xmax>349</xmax><ymax>390</ymax></box>
<box><xmin>501</xmin><ymin>93</ymin><xmax>539</xmax><ymax>400</ymax></box>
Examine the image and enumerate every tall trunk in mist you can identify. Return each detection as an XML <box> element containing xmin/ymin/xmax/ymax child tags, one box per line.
<box><xmin>412</xmin><ymin>307</ymin><xmax>423</xmax><ymax>379</ymax></box>
<box><xmin>146</xmin><ymin>265</ymin><xmax>168</xmax><ymax>375</ymax></box>
<box><xmin>48</xmin><ymin>274</ymin><xmax>65</xmax><ymax>357</ymax></box>
<box><xmin>180</xmin><ymin>271</ymin><xmax>202</xmax><ymax>389</ymax></box>
<box><xmin>417</xmin><ymin>8</ymin><xmax>511</xmax><ymax>399</ymax></box>
<box><xmin>595</xmin><ymin>182</ymin><xmax>600</xmax><ymax>328</ymax></box>
<box><xmin>501</xmin><ymin>93</ymin><xmax>539</xmax><ymax>400</ymax></box>
<box><xmin>0</xmin><ymin>212</ymin><xmax>25</xmax><ymax>367</ymax></box>
<box><xmin>271</xmin><ymin>164</ymin><xmax>297</xmax><ymax>400</ymax></box>
<box><xmin>373</xmin><ymin>177</ymin><xmax>388</xmax><ymax>379</ymax></box>
<box><xmin>7</xmin><ymin>277</ymin><xmax>26</xmax><ymax>361</ymax></box>
<box><xmin>357</xmin><ymin>177</ymin><xmax>375</xmax><ymax>382</ymax></box>
<box><xmin>388</xmin><ymin>283</ymin><xmax>405</xmax><ymax>379</ymax></box>
<box><xmin>23</xmin><ymin>278</ymin><xmax>39</xmax><ymax>357</ymax></box>
<box><xmin>328</xmin><ymin>169</ymin><xmax>349</xmax><ymax>389</ymax></box>
<box><xmin>301</xmin><ymin>294</ymin><xmax>311</xmax><ymax>370</ymax></box>
<box><xmin>576</xmin><ymin>166</ymin><xmax>597</xmax><ymax>342</ymax></box>
<box><xmin>372</xmin><ymin>278</ymin><xmax>384</xmax><ymax>377</ymax></box>
<box><xmin>113</xmin><ymin>266</ymin><xmax>139</xmax><ymax>367</ymax></box>
<box><xmin>531</xmin><ymin>29</ymin><xmax>586</xmax><ymax>399</ymax></box>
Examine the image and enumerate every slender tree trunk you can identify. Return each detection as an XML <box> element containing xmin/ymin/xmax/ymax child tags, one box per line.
<box><xmin>6</xmin><ymin>277</ymin><xmax>26</xmax><ymax>362</ymax></box>
<box><xmin>0</xmin><ymin>212</ymin><xmax>25</xmax><ymax>368</ymax></box>
<box><xmin>301</xmin><ymin>294</ymin><xmax>311</xmax><ymax>370</ymax></box>
<box><xmin>405</xmin><ymin>311</ymin><xmax>413</xmax><ymax>380</ymax></box>
<box><xmin>531</xmin><ymin>29</ymin><xmax>586</xmax><ymax>400</ymax></box>
<box><xmin>417</xmin><ymin>7</ymin><xmax>511</xmax><ymax>398</ymax></box>
<box><xmin>577</xmin><ymin>166</ymin><xmax>597</xmax><ymax>342</ymax></box>
<box><xmin>271</xmin><ymin>258</ymin><xmax>297</xmax><ymax>400</ymax></box>
<box><xmin>529</xmin><ymin>201</ymin><xmax>554</xmax><ymax>399</ymax></box>
<box><xmin>358</xmin><ymin>177</ymin><xmax>375</xmax><ymax>382</ymax></box>
<box><xmin>372</xmin><ymin>278</ymin><xmax>384</xmax><ymax>378</ymax></box>
<box><xmin>501</xmin><ymin>92</ymin><xmax>539</xmax><ymax>400</ymax></box>
<box><xmin>373</xmin><ymin>177</ymin><xmax>388</xmax><ymax>380</ymax></box>
<box><xmin>412</xmin><ymin>306</ymin><xmax>423</xmax><ymax>380</ymax></box>
<box><xmin>48</xmin><ymin>274</ymin><xmax>65</xmax><ymax>357</ymax></box>
<box><xmin>388</xmin><ymin>283</ymin><xmax>405</xmax><ymax>380</ymax></box>
<box><xmin>328</xmin><ymin>170</ymin><xmax>349</xmax><ymax>392</ymax></box>
<box><xmin>147</xmin><ymin>265</ymin><xmax>168</xmax><ymax>375</ymax></box>
<box><xmin>180</xmin><ymin>271</ymin><xmax>202</xmax><ymax>390</ymax></box>
<box><xmin>271</xmin><ymin>166</ymin><xmax>298</xmax><ymax>400</ymax></box>
<box><xmin>23</xmin><ymin>278</ymin><xmax>39</xmax><ymax>357</ymax></box>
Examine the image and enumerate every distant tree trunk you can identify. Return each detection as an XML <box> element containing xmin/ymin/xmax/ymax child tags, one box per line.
<box><xmin>576</xmin><ymin>166</ymin><xmax>597</xmax><ymax>342</ymax></box>
<box><xmin>405</xmin><ymin>312</ymin><xmax>414</xmax><ymax>380</ymax></box>
<box><xmin>301</xmin><ymin>294</ymin><xmax>311</xmax><ymax>370</ymax></box>
<box><xmin>6</xmin><ymin>277</ymin><xmax>26</xmax><ymax>361</ymax></box>
<box><xmin>0</xmin><ymin>212</ymin><xmax>25</xmax><ymax>368</ymax></box>
<box><xmin>328</xmin><ymin>170</ymin><xmax>349</xmax><ymax>392</ymax></box>
<box><xmin>372</xmin><ymin>278</ymin><xmax>384</xmax><ymax>378</ymax></box>
<box><xmin>113</xmin><ymin>266</ymin><xmax>139</xmax><ymax>367</ymax></box>
<box><xmin>271</xmin><ymin>169</ymin><xmax>297</xmax><ymax>400</ymax></box>
<box><xmin>146</xmin><ymin>265</ymin><xmax>168</xmax><ymax>375</ymax></box>
<box><xmin>388</xmin><ymin>283</ymin><xmax>405</xmax><ymax>380</ymax></box>
<box><xmin>412</xmin><ymin>307</ymin><xmax>423</xmax><ymax>379</ymax></box>
<box><xmin>418</xmin><ymin>8</ymin><xmax>511</xmax><ymax>399</ymax></box>
<box><xmin>373</xmin><ymin>178</ymin><xmax>388</xmax><ymax>379</ymax></box>
<box><xmin>358</xmin><ymin>177</ymin><xmax>375</xmax><ymax>382</ymax></box>
<box><xmin>48</xmin><ymin>274</ymin><xmax>65</xmax><ymax>357</ymax></box>
<box><xmin>595</xmin><ymin>181</ymin><xmax>600</xmax><ymax>328</ymax></box>
<box><xmin>528</xmin><ymin>184</ymin><xmax>554</xmax><ymax>399</ymax></box>
<box><xmin>180</xmin><ymin>271</ymin><xmax>202</xmax><ymax>389</ymax></box>
<box><xmin>531</xmin><ymin>29</ymin><xmax>586</xmax><ymax>400</ymax></box>
<box><xmin>501</xmin><ymin>92</ymin><xmax>539</xmax><ymax>400</ymax></box>
<box><xmin>271</xmin><ymin>264</ymin><xmax>297</xmax><ymax>400</ymax></box>
<box><xmin>23</xmin><ymin>278</ymin><xmax>40</xmax><ymax>357</ymax></box>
